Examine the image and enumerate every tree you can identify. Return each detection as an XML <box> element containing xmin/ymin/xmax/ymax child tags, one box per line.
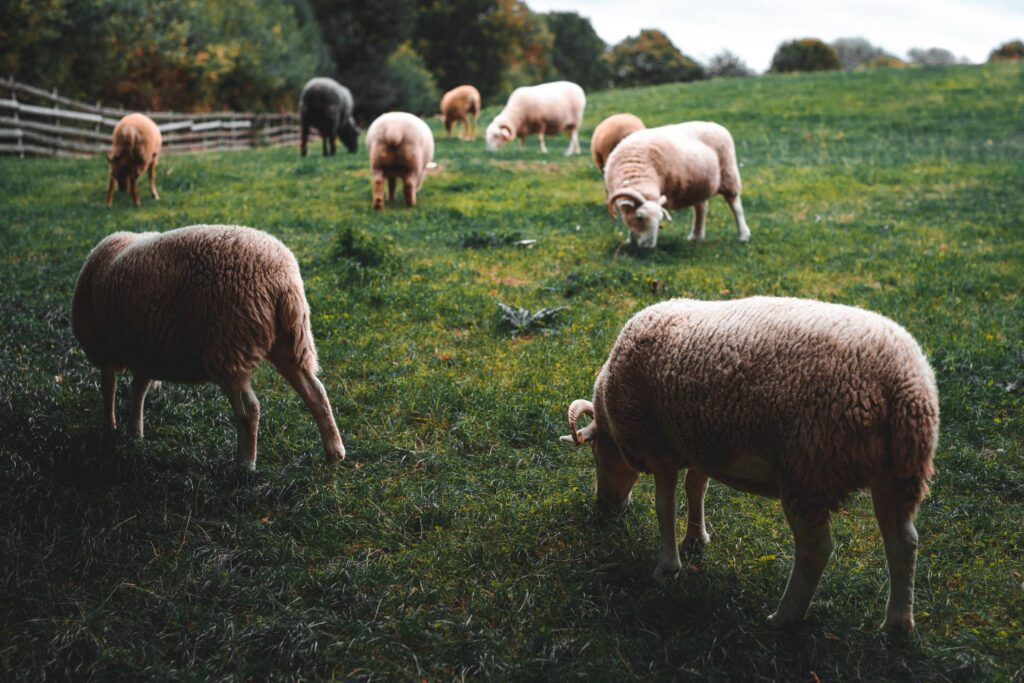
<box><xmin>770</xmin><ymin>38</ymin><xmax>841</xmax><ymax>73</ymax></box>
<box><xmin>705</xmin><ymin>50</ymin><xmax>755</xmax><ymax>78</ymax></box>
<box><xmin>906</xmin><ymin>47</ymin><xmax>963</xmax><ymax>66</ymax></box>
<box><xmin>495</xmin><ymin>0</ymin><xmax>555</xmax><ymax>94</ymax></box>
<box><xmin>607</xmin><ymin>29</ymin><xmax>704</xmax><ymax>87</ymax></box>
<box><xmin>831</xmin><ymin>37</ymin><xmax>887</xmax><ymax>70</ymax></box>
<box><xmin>386</xmin><ymin>42</ymin><xmax>440</xmax><ymax>115</ymax></box>
<box><xmin>544</xmin><ymin>11</ymin><xmax>610</xmax><ymax>90</ymax></box>
<box><xmin>988</xmin><ymin>40</ymin><xmax>1024</xmax><ymax>62</ymax></box>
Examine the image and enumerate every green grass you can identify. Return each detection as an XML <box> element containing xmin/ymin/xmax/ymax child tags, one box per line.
<box><xmin>1</xmin><ymin>63</ymin><xmax>1022</xmax><ymax>680</ymax></box>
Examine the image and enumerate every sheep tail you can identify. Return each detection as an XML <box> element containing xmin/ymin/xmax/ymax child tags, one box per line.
<box><xmin>276</xmin><ymin>282</ymin><xmax>319</xmax><ymax>375</ymax></box>
<box><xmin>382</xmin><ymin>128</ymin><xmax>403</xmax><ymax>149</ymax></box>
<box><xmin>886</xmin><ymin>380</ymin><xmax>939</xmax><ymax>505</ymax></box>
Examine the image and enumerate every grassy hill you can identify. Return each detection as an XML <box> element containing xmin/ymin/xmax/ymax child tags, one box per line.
<box><xmin>1</xmin><ymin>62</ymin><xmax>1021</xmax><ymax>679</ymax></box>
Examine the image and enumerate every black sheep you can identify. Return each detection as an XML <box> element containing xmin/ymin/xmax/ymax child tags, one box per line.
<box><xmin>299</xmin><ymin>78</ymin><xmax>360</xmax><ymax>156</ymax></box>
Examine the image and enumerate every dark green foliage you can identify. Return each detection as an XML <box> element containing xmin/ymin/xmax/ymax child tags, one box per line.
<box><xmin>386</xmin><ymin>42</ymin><xmax>441</xmax><ymax>115</ymax></box>
<box><xmin>770</xmin><ymin>38</ymin><xmax>842</xmax><ymax>73</ymax></box>
<box><xmin>544</xmin><ymin>11</ymin><xmax>611</xmax><ymax>90</ymax></box>
<box><xmin>607</xmin><ymin>29</ymin><xmax>705</xmax><ymax>87</ymax></box>
<box><xmin>1</xmin><ymin>63</ymin><xmax>1023</xmax><ymax>679</ymax></box>
<box><xmin>988</xmin><ymin>39</ymin><xmax>1023</xmax><ymax>62</ymax></box>
<box><xmin>706</xmin><ymin>49</ymin><xmax>756</xmax><ymax>78</ymax></box>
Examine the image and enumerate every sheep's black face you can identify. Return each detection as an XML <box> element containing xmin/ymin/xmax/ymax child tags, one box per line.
<box><xmin>340</xmin><ymin>119</ymin><xmax>360</xmax><ymax>153</ymax></box>
<box><xmin>592</xmin><ymin>435</ymin><xmax>639</xmax><ymax>510</ymax></box>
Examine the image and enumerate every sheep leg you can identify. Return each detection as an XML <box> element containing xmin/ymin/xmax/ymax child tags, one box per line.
<box><xmin>872</xmin><ymin>485</ymin><xmax>920</xmax><ymax>631</ymax></box>
<box><xmin>387</xmin><ymin>176</ymin><xmax>397</xmax><ymax>201</ymax></box>
<box><xmin>403</xmin><ymin>175</ymin><xmax>417</xmax><ymax>207</ymax></box>
<box><xmin>652</xmin><ymin>466</ymin><xmax>683</xmax><ymax>581</ymax></box>
<box><xmin>148</xmin><ymin>156</ymin><xmax>159</xmax><ymax>200</ymax></box>
<box><xmin>130</xmin><ymin>174</ymin><xmax>141</xmax><ymax>207</ymax></box>
<box><xmin>725</xmin><ymin>193</ymin><xmax>752</xmax><ymax>242</ymax></box>
<box><xmin>372</xmin><ymin>171</ymin><xmax>386</xmax><ymax>210</ymax></box>
<box><xmin>270</xmin><ymin>358</ymin><xmax>346</xmax><ymax>463</ymax></box>
<box><xmin>769</xmin><ymin>502</ymin><xmax>833</xmax><ymax>626</ymax></box>
<box><xmin>565</xmin><ymin>128</ymin><xmax>580</xmax><ymax>156</ymax></box>
<box><xmin>129</xmin><ymin>375</ymin><xmax>154</xmax><ymax>438</ymax></box>
<box><xmin>101</xmin><ymin>367</ymin><xmax>118</xmax><ymax>431</ymax></box>
<box><xmin>223</xmin><ymin>382</ymin><xmax>260</xmax><ymax>470</ymax></box>
<box><xmin>300</xmin><ymin>122</ymin><xmax>310</xmax><ymax>157</ymax></box>
<box><xmin>321</xmin><ymin>128</ymin><xmax>328</xmax><ymax>157</ymax></box>
<box><xmin>445</xmin><ymin>117</ymin><xmax>453</xmax><ymax>138</ymax></box>
<box><xmin>681</xmin><ymin>467</ymin><xmax>712</xmax><ymax>547</ymax></box>
<box><xmin>538</xmin><ymin>133</ymin><xmax>548</xmax><ymax>154</ymax></box>
<box><xmin>688</xmin><ymin>202</ymin><xmax>707</xmax><ymax>241</ymax></box>
<box><xmin>105</xmin><ymin>174</ymin><xmax>116</xmax><ymax>206</ymax></box>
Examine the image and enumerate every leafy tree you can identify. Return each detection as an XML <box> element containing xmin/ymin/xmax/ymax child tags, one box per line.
<box><xmin>906</xmin><ymin>47</ymin><xmax>963</xmax><ymax>66</ymax></box>
<box><xmin>770</xmin><ymin>38</ymin><xmax>842</xmax><ymax>73</ymax></box>
<box><xmin>607</xmin><ymin>29</ymin><xmax>704</xmax><ymax>87</ymax></box>
<box><xmin>495</xmin><ymin>0</ymin><xmax>555</xmax><ymax>94</ymax></box>
<box><xmin>988</xmin><ymin>40</ymin><xmax>1024</xmax><ymax>62</ymax></box>
<box><xmin>831</xmin><ymin>37</ymin><xmax>888</xmax><ymax>70</ymax></box>
<box><xmin>386</xmin><ymin>42</ymin><xmax>440</xmax><ymax>115</ymax></box>
<box><xmin>706</xmin><ymin>49</ymin><xmax>755</xmax><ymax>78</ymax></box>
<box><xmin>544</xmin><ymin>11</ymin><xmax>610</xmax><ymax>90</ymax></box>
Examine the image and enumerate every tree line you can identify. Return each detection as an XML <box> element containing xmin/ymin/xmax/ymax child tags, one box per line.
<box><xmin>2</xmin><ymin>0</ymin><xmax>1020</xmax><ymax>120</ymax></box>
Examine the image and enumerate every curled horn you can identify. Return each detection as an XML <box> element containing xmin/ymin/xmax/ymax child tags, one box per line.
<box><xmin>606</xmin><ymin>188</ymin><xmax>648</xmax><ymax>219</ymax></box>
<box><xmin>566</xmin><ymin>399</ymin><xmax>595</xmax><ymax>445</ymax></box>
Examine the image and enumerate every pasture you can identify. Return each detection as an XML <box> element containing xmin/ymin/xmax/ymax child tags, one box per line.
<box><xmin>1</xmin><ymin>63</ymin><xmax>1022</xmax><ymax>679</ymax></box>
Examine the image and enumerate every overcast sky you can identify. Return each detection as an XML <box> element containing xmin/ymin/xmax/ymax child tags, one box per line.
<box><xmin>527</xmin><ymin>0</ymin><xmax>1024</xmax><ymax>71</ymax></box>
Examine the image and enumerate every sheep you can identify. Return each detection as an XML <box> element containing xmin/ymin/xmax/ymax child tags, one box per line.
<box><xmin>604</xmin><ymin>121</ymin><xmax>751</xmax><ymax>248</ymax></box>
<box><xmin>440</xmin><ymin>85</ymin><xmax>482</xmax><ymax>141</ymax></box>
<box><xmin>559</xmin><ymin>296</ymin><xmax>938</xmax><ymax>631</ymax></box>
<box><xmin>71</xmin><ymin>224</ymin><xmax>347</xmax><ymax>470</ymax></box>
<box><xmin>366</xmin><ymin>112</ymin><xmax>435</xmax><ymax>210</ymax></box>
<box><xmin>485</xmin><ymin>81</ymin><xmax>585</xmax><ymax>155</ymax></box>
<box><xmin>591</xmin><ymin>113</ymin><xmax>645</xmax><ymax>173</ymax></box>
<box><xmin>299</xmin><ymin>77</ymin><xmax>360</xmax><ymax>156</ymax></box>
<box><xmin>105</xmin><ymin>113</ymin><xmax>162</xmax><ymax>207</ymax></box>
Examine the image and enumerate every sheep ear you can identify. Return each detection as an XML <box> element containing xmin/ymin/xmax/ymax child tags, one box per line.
<box><xmin>500</xmin><ymin>125</ymin><xmax>514</xmax><ymax>140</ymax></box>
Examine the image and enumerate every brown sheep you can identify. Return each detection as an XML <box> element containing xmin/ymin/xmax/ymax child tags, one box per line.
<box><xmin>105</xmin><ymin>113</ymin><xmax>162</xmax><ymax>207</ymax></box>
<box><xmin>560</xmin><ymin>297</ymin><xmax>939</xmax><ymax>631</ymax></box>
<box><xmin>440</xmin><ymin>85</ymin><xmax>482</xmax><ymax>141</ymax></box>
<box><xmin>591</xmin><ymin>113</ymin><xmax>645</xmax><ymax>173</ymax></box>
<box><xmin>366</xmin><ymin>112</ymin><xmax>435</xmax><ymax>210</ymax></box>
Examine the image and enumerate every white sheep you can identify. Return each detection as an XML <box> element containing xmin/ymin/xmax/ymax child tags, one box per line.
<box><xmin>591</xmin><ymin>112</ymin><xmax>644</xmax><ymax>173</ymax></box>
<box><xmin>366</xmin><ymin>112</ymin><xmax>435</xmax><ymax>210</ymax></box>
<box><xmin>604</xmin><ymin>121</ymin><xmax>751</xmax><ymax>248</ymax></box>
<box><xmin>560</xmin><ymin>296</ymin><xmax>938</xmax><ymax>631</ymax></box>
<box><xmin>106</xmin><ymin>113</ymin><xmax>162</xmax><ymax>207</ymax></box>
<box><xmin>72</xmin><ymin>224</ymin><xmax>346</xmax><ymax>470</ymax></box>
<box><xmin>485</xmin><ymin>81</ymin><xmax>585</xmax><ymax>155</ymax></box>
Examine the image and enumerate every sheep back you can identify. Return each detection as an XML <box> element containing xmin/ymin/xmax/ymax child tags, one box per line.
<box><xmin>502</xmin><ymin>81</ymin><xmax>585</xmax><ymax>136</ymax></box>
<box><xmin>367</xmin><ymin>112</ymin><xmax>434</xmax><ymax>175</ymax></box>
<box><xmin>441</xmin><ymin>85</ymin><xmax>481</xmax><ymax>120</ymax></box>
<box><xmin>596</xmin><ymin>297</ymin><xmax>938</xmax><ymax>511</ymax></box>
<box><xmin>109</xmin><ymin>113</ymin><xmax>161</xmax><ymax>172</ymax></box>
<box><xmin>604</xmin><ymin>126</ymin><xmax>721</xmax><ymax>208</ymax></box>
<box><xmin>72</xmin><ymin>225</ymin><xmax>316</xmax><ymax>385</ymax></box>
<box><xmin>299</xmin><ymin>78</ymin><xmax>356</xmax><ymax>132</ymax></box>
<box><xmin>591</xmin><ymin>113</ymin><xmax>645</xmax><ymax>172</ymax></box>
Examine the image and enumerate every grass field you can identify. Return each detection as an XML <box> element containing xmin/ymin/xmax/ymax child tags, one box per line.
<box><xmin>1</xmin><ymin>62</ymin><xmax>1022</xmax><ymax>680</ymax></box>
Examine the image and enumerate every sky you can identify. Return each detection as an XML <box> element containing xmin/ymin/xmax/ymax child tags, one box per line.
<box><xmin>527</xmin><ymin>0</ymin><xmax>1024</xmax><ymax>71</ymax></box>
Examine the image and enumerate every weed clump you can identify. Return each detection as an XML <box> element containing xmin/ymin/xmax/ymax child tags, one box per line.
<box><xmin>330</xmin><ymin>227</ymin><xmax>396</xmax><ymax>269</ymax></box>
<box><xmin>457</xmin><ymin>230</ymin><xmax>524</xmax><ymax>249</ymax></box>
<box><xmin>496</xmin><ymin>302</ymin><xmax>566</xmax><ymax>337</ymax></box>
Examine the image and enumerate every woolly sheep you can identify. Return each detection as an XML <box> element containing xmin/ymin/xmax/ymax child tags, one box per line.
<box><xmin>299</xmin><ymin>77</ymin><xmax>360</xmax><ymax>156</ymax></box>
<box><xmin>591</xmin><ymin>113</ymin><xmax>644</xmax><ymax>173</ymax></box>
<box><xmin>72</xmin><ymin>224</ymin><xmax>347</xmax><ymax>470</ymax></box>
<box><xmin>604</xmin><ymin>121</ymin><xmax>751</xmax><ymax>248</ymax></box>
<box><xmin>485</xmin><ymin>81</ymin><xmax>585</xmax><ymax>155</ymax></box>
<box><xmin>105</xmin><ymin>113</ymin><xmax>162</xmax><ymax>207</ymax></box>
<box><xmin>441</xmin><ymin>85</ymin><xmax>482</xmax><ymax>141</ymax></box>
<box><xmin>366</xmin><ymin>112</ymin><xmax>435</xmax><ymax>210</ymax></box>
<box><xmin>559</xmin><ymin>297</ymin><xmax>938</xmax><ymax>631</ymax></box>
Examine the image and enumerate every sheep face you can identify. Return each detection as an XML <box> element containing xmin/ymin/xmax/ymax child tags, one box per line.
<box><xmin>591</xmin><ymin>434</ymin><xmax>640</xmax><ymax>510</ymax></box>
<box><xmin>611</xmin><ymin>194</ymin><xmax>672</xmax><ymax>249</ymax></box>
<box><xmin>340</xmin><ymin>117</ymin><xmax>360</xmax><ymax>153</ymax></box>
<box><xmin>485</xmin><ymin>121</ymin><xmax>514</xmax><ymax>151</ymax></box>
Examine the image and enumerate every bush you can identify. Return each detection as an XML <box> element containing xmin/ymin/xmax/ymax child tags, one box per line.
<box><xmin>770</xmin><ymin>38</ymin><xmax>842</xmax><ymax>73</ymax></box>
<box><xmin>862</xmin><ymin>55</ymin><xmax>908</xmax><ymax>70</ymax></box>
<box><xmin>907</xmin><ymin>47</ymin><xmax>963</xmax><ymax>66</ymax></box>
<box><xmin>831</xmin><ymin>37</ymin><xmax>888</xmax><ymax>70</ymax></box>
<box><xmin>607</xmin><ymin>29</ymin><xmax>704</xmax><ymax>87</ymax></box>
<box><xmin>544</xmin><ymin>11</ymin><xmax>611</xmax><ymax>90</ymax></box>
<box><xmin>386</xmin><ymin>42</ymin><xmax>440</xmax><ymax>116</ymax></box>
<box><xmin>988</xmin><ymin>39</ymin><xmax>1024</xmax><ymax>62</ymax></box>
<box><xmin>706</xmin><ymin>50</ymin><xmax>755</xmax><ymax>78</ymax></box>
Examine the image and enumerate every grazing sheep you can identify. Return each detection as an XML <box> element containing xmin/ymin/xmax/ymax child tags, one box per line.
<box><xmin>441</xmin><ymin>85</ymin><xmax>482</xmax><ymax>141</ymax></box>
<box><xmin>72</xmin><ymin>225</ymin><xmax>347</xmax><ymax>470</ymax></box>
<box><xmin>105</xmin><ymin>113</ymin><xmax>162</xmax><ymax>207</ymax></box>
<box><xmin>366</xmin><ymin>112</ymin><xmax>435</xmax><ymax>210</ymax></box>
<box><xmin>591</xmin><ymin>113</ymin><xmax>645</xmax><ymax>173</ymax></box>
<box><xmin>604</xmin><ymin>121</ymin><xmax>751</xmax><ymax>248</ymax></box>
<box><xmin>299</xmin><ymin>77</ymin><xmax>360</xmax><ymax>156</ymax></box>
<box><xmin>560</xmin><ymin>297</ymin><xmax>938</xmax><ymax>631</ymax></box>
<box><xmin>485</xmin><ymin>81</ymin><xmax>585</xmax><ymax>155</ymax></box>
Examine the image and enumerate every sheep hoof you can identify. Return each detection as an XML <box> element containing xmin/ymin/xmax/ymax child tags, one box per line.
<box><xmin>687</xmin><ymin>233</ymin><xmax>702</xmax><ymax>242</ymax></box>
<box><xmin>652</xmin><ymin>561</ymin><xmax>681</xmax><ymax>583</ymax></box>
<box><xmin>737</xmin><ymin>232</ymin><xmax>751</xmax><ymax>243</ymax></box>
<box><xmin>766</xmin><ymin>610</ymin><xmax>801</xmax><ymax>628</ymax></box>
<box><xmin>238</xmin><ymin>458</ymin><xmax>257</xmax><ymax>472</ymax></box>
<box><xmin>881</xmin><ymin>614</ymin><xmax>914</xmax><ymax>632</ymax></box>
<box><xmin>682</xmin><ymin>530</ymin><xmax>711</xmax><ymax>548</ymax></box>
<box><xmin>325</xmin><ymin>446</ymin><xmax>346</xmax><ymax>464</ymax></box>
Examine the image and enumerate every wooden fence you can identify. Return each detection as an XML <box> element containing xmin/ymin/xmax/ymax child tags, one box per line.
<box><xmin>0</xmin><ymin>77</ymin><xmax>301</xmax><ymax>158</ymax></box>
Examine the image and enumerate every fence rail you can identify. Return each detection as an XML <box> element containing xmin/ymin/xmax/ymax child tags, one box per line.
<box><xmin>0</xmin><ymin>77</ymin><xmax>300</xmax><ymax>158</ymax></box>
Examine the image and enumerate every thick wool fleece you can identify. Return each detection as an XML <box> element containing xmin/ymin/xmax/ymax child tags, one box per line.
<box><xmin>72</xmin><ymin>225</ymin><xmax>316</xmax><ymax>385</ymax></box>
<box><xmin>591</xmin><ymin>113</ymin><xmax>645</xmax><ymax>173</ymax></box>
<box><xmin>441</xmin><ymin>85</ymin><xmax>481</xmax><ymax>128</ymax></box>
<box><xmin>593</xmin><ymin>297</ymin><xmax>938</xmax><ymax>512</ymax></box>
<box><xmin>367</xmin><ymin>112</ymin><xmax>435</xmax><ymax>181</ymax></box>
<box><xmin>486</xmin><ymin>81</ymin><xmax>585</xmax><ymax>147</ymax></box>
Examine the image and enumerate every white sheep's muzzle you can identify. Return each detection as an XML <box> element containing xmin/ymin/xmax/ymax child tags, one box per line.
<box><xmin>628</xmin><ymin>199</ymin><xmax>671</xmax><ymax>249</ymax></box>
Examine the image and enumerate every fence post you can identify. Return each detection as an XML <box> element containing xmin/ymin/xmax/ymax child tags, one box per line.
<box><xmin>12</xmin><ymin>76</ymin><xmax>24</xmax><ymax>158</ymax></box>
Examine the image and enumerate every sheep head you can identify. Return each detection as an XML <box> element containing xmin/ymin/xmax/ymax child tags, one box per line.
<box><xmin>560</xmin><ymin>399</ymin><xmax>639</xmax><ymax>510</ymax></box>
<box><xmin>485</xmin><ymin>118</ymin><xmax>515</xmax><ymax>151</ymax></box>
<box><xmin>608</xmin><ymin>189</ymin><xmax>672</xmax><ymax>249</ymax></box>
<box><xmin>340</xmin><ymin>116</ymin><xmax>360</xmax><ymax>154</ymax></box>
